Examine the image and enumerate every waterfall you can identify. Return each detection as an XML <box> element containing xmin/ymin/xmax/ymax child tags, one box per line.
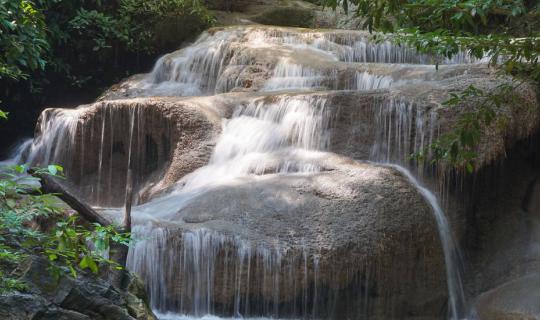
<box><xmin>353</xmin><ymin>71</ymin><xmax>393</xmax><ymax>91</ymax></box>
<box><xmin>384</xmin><ymin>164</ymin><xmax>467</xmax><ymax>320</ymax></box>
<box><xmin>262</xmin><ymin>60</ymin><xmax>330</xmax><ymax>92</ymax></box>
<box><xmin>0</xmin><ymin>138</ymin><xmax>32</xmax><ymax>166</ymax></box>
<box><xmin>368</xmin><ymin>98</ymin><xmax>468</xmax><ymax>319</ymax></box>
<box><xmin>370</xmin><ymin>98</ymin><xmax>439</xmax><ymax>165</ymax></box>
<box><xmin>3</xmin><ymin>24</ymin><xmax>489</xmax><ymax>320</ymax></box>
<box><xmin>128</xmin><ymin>226</ymin><xmax>321</xmax><ymax>318</ymax></box>
<box><xmin>122</xmin><ymin>95</ymin><xmax>332</xmax><ymax>317</ymax></box>
<box><xmin>118</xmin><ymin>26</ymin><xmax>480</xmax><ymax>98</ymax></box>
<box><xmin>17</xmin><ymin>103</ymin><xmax>175</xmax><ymax>207</ymax></box>
<box><xmin>175</xmin><ymin>95</ymin><xmax>331</xmax><ymax>192</ymax></box>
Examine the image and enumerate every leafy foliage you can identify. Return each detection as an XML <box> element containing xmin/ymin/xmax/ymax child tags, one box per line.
<box><xmin>119</xmin><ymin>0</ymin><xmax>214</xmax><ymax>54</ymax></box>
<box><xmin>45</xmin><ymin>216</ymin><xmax>130</xmax><ymax>279</ymax></box>
<box><xmin>0</xmin><ymin>0</ymin><xmax>214</xmax><ymax>140</ymax></box>
<box><xmin>413</xmin><ymin>84</ymin><xmax>526</xmax><ymax>172</ymax></box>
<box><xmin>0</xmin><ymin>108</ymin><xmax>7</xmax><ymax>120</ymax></box>
<box><xmin>38</xmin><ymin>0</ymin><xmax>213</xmax><ymax>88</ymax></box>
<box><xmin>0</xmin><ymin>164</ymin><xmax>130</xmax><ymax>293</ymax></box>
<box><xmin>0</xmin><ymin>0</ymin><xmax>48</xmax><ymax>80</ymax></box>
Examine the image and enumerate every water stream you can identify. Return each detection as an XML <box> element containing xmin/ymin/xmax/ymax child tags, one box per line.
<box><xmin>384</xmin><ymin>164</ymin><xmax>467</xmax><ymax>320</ymax></box>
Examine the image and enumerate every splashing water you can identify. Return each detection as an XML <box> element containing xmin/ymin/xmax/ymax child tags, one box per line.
<box><xmin>155</xmin><ymin>312</ymin><xmax>293</xmax><ymax>320</ymax></box>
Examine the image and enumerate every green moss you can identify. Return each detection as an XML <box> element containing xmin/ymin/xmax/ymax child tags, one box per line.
<box><xmin>252</xmin><ymin>7</ymin><xmax>315</xmax><ymax>28</ymax></box>
<box><xmin>203</xmin><ymin>0</ymin><xmax>245</xmax><ymax>11</ymax></box>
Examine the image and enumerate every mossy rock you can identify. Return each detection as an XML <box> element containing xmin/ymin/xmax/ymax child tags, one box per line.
<box><xmin>204</xmin><ymin>0</ymin><xmax>246</xmax><ymax>11</ymax></box>
<box><xmin>252</xmin><ymin>7</ymin><xmax>315</xmax><ymax>28</ymax></box>
<box><xmin>152</xmin><ymin>14</ymin><xmax>212</xmax><ymax>52</ymax></box>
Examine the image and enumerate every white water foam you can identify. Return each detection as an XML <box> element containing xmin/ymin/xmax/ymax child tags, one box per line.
<box><xmin>155</xmin><ymin>312</ymin><xmax>293</xmax><ymax>320</ymax></box>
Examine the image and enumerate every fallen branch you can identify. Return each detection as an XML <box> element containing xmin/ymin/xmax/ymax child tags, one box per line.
<box><xmin>29</xmin><ymin>169</ymin><xmax>134</xmax><ymax>288</ymax></box>
<box><xmin>29</xmin><ymin>170</ymin><xmax>112</xmax><ymax>226</ymax></box>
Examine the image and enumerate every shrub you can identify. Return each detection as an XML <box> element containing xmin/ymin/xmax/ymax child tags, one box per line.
<box><xmin>0</xmin><ymin>0</ymin><xmax>48</xmax><ymax>81</ymax></box>
<box><xmin>0</xmin><ymin>164</ymin><xmax>130</xmax><ymax>292</ymax></box>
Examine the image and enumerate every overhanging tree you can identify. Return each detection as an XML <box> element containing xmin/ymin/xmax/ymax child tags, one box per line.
<box><xmin>324</xmin><ymin>0</ymin><xmax>540</xmax><ymax>171</ymax></box>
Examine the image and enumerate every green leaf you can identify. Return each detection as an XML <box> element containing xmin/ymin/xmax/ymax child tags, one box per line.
<box><xmin>47</xmin><ymin>165</ymin><xmax>63</xmax><ymax>176</ymax></box>
<box><xmin>79</xmin><ymin>255</ymin><xmax>98</xmax><ymax>274</ymax></box>
<box><xmin>6</xmin><ymin>199</ymin><xmax>16</xmax><ymax>208</ymax></box>
<box><xmin>47</xmin><ymin>165</ymin><xmax>57</xmax><ymax>175</ymax></box>
<box><xmin>69</xmin><ymin>266</ymin><xmax>77</xmax><ymax>278</ymax></box>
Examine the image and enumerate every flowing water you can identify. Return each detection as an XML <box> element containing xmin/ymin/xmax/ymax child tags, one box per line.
<box><xmin>385</xmin><ymin>164</ymin><xmax>467</xmax><ymax>319</ymax></box>
<box><xmin>4</xmin><ymin>25</ymin><xmax>480</xmax><ymax>319</ymax></box>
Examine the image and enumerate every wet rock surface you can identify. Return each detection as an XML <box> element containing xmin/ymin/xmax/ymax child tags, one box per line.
<box><xmin>475</xmin><ymin>274</ymin><xmax>540</xmax><ymax>320</ymax></box>
<box><xmin>129</xmin><ymin>159</ymin><xmax>447</xmax><ymax>318</ymax></box>
<box><xmin>0</xmin><ymin>256</ymin><xmax>156</xmax><ymax>320</ymax></box>
<box><xmin>455</xmin><ymin>134</ymin><xmax>540</xmax><ymax>319</ymax></box>
<box><xmin>28</xmin><ymin>97</ymin><xmax>228</xmax><ymax>206</ymax></box>
<box><xmin>18</xmin><ymin>23</ymin><xmax>540</xmax><ymax>320</ymax></box>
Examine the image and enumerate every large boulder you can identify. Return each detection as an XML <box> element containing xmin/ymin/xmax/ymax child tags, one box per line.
<box><xmin>128</xmin><ymin>156</ymin><xmax>448</xmax><ymax>319</ymax></box>
<box><xmin>27</xmin><ymin>96</ymin><xmax>229</xmax><ymax>206</ymax></box>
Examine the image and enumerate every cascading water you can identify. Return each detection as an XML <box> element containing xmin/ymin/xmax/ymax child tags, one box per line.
<box><xmin>0</xmin><ymin>138</ymin><xmax>32</xmax><ymax>166</ymax></box>
<box><xmin>5</xmin><ymin>24</ymin><xmax>487</xmax><ymax>320</ymax></box>
<box><xmin>370</xmin><ymin>98</ymin><xmax>439</xmax><ymax>165</ymax></box>
<box><xmin>368</xmin><ymin>98</ymin><xmax>469</xmax><ymax>319</ymax></box>
<box><xmin>122</xmin><ymin>95</ymin><xmax>338</xmax><ymax>318</ymax></box>
<box><xmin>379</xmin><ymin>163</ymin><xmax>467</xmax><ymax>320</ymax></box>
<box><xmin>125</xmin><ymin>93</ymin><xmax>468</xmax><ymax>319</ymax></box>
<box><xmin>113</xmin><ymin>26</ymin><xmax>481</xmax><ymax>99</ymax></box>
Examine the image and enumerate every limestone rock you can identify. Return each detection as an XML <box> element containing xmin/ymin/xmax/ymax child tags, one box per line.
<box><xmin>129</xmin><ymin>158</ymin><xmax>448</xmax><ymax>318</ymax></box>
<box><xmin>475</xmin><ymin>274</ymin><xmax>540</xmax><ymax>320</ymax></box>
<box><xmin>30</xmin><ymin>73</ymin><xmax>539</xmax><ymax>207</ymax></box>
<box><xmin>0</xmin><ymin>256</ymin><xmax>157</xmax><ymax>320</ymax></box>
<box><xmin>28</xmin><ymin>96</ymin><xmax>228</xmax><ymax>206</ymax></box>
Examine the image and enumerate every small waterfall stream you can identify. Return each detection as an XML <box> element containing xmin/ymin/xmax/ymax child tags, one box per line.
<box><xmin>3</xmin><ymin>25</ymin><xmax>486</xmax><ymax>320</ymax></box>
<box><xmin>385</xmin><ymin>164</ymin><xmax>467</xmax><ymax>320</ymax></box>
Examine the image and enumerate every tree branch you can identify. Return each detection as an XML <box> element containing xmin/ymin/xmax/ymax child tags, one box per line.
<box><xmin>29</xmin><ymin>170</ymin><xmax>112</xmax><ymax>226</ymax></box>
